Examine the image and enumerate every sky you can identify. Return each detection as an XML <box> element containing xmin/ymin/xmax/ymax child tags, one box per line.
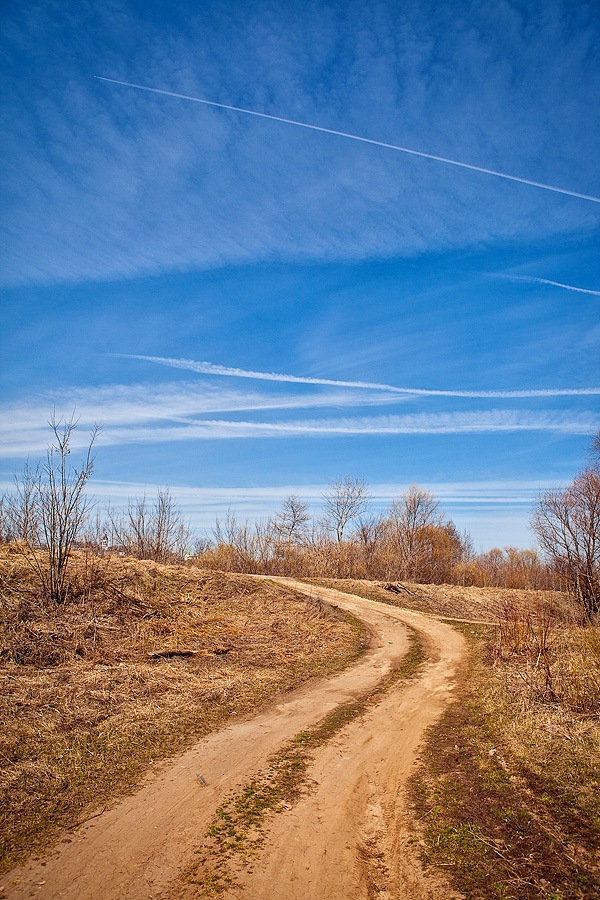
<box><xmin>1</xmin><ymin>0</ymin><xmax>599</xmax><ymax>550</ymax></box>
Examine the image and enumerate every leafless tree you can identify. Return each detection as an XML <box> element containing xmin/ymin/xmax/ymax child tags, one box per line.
<box><xmin>254</xmin><ymin>517</ymin><xmax>278</xmax><ymax>572</ymax></box>
<box><xmin>211</xmin><ymin>509</ymin><xmax>264</xmax><ymax>573</ymax></box>
<box><xmin>1</xmin><ymin>463</ymin><xmax>41</xmax><ymax>545</ymax></box>
<box><xmin>0</xmin><ymin>494</ymin><xmax>7</xmax><ymax>544</ymax></box>
<box><xmin>384</xmin><ymin>484</ymin><xmax>443</xmax><ymax>579</ymax></box>
<box><xmin>532</xmin><ymin>468</ymin><xmax>600</xmax><ymax>619</ymax></box>
<box><xmin>352</xmin><ymin>514</ymin><xmax>386</xmax><ymax>577</ymax></box>
<box><xmin>590</xmin><ymin>429</ymin><xmax>600</xmax><ymax>465</ymax></box>
<box><xmin>39</xmin><ymin>416</ymin><xmax>99</xmax><ymax>602</ymax></box>
<box><xmin>109</xmin><ymin>488</ymin><xmax>192</xmax><ymax>563</ymax></box>
<box><xmin>322</xmin><ymin>476</ymin><xmax>371</xmax><ymax>544</ymax></box>
<box><xmin>5</xmin><ymin>415</ymin><xmax>99</xmax><ymax>603</ymax></box>
<box><xmin>273</xmin><ymin>495</ymin><xmax>310</xmax><ymax>545</ymax></box>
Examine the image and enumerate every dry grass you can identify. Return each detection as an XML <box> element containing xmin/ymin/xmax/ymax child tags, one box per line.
<box><xmin>307</xmin><ymin>576</ymin><xmax>573</xmax><ymax>622</ymax></box>
<box><xmin>494</xmin><ymin>599</ymin><xmax>600</xmax><ymax>714</ymax></box>
<box><xmin>0</xmin><ymin>548</ymin><xmax>363</xmax><ymax>874</ymax></box>
<box><xmin>411</xmin><ymin>632</ymin><xmax>600</xmax><ymax>899</ymax></box>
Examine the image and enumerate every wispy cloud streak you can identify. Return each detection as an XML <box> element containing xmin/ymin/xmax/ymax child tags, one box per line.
<box><xmin>119</xmin><ymin>355</ymin><xmax>600</xmax><ymax>398</ymax></box>
<box><xmin>74</xmin><ymin>478</ymin><xmax>556</xmax><ymax>507</ymax></box>
<box><xmin>68</xmin><ymin>409</ymin><xmax>600</xmax><ymax>446</ymax></box>
<box><xmin>2</xmin><ymin>410</ymin><xmax>595</xmax><ymax>457</ymax></box>
<box><xmin>491</xmin><ymin>273</ymin><xmax>600</xmax><ymax>297</ymax></box>
<box><xmin>0</xmin><ymin>380</ymin><xmax>396</xmax><ymax>440</ymax></box>
<box><xmin>96</xmin><ymin>76</ymin><xmax>600</xmax><ymax>204</ymax></box>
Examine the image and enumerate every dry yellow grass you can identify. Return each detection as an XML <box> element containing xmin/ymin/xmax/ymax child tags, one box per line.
<box><xmin>0</xmin><ymin>548</ymin><xmax>363</xmax><ymax>873</ymax></box>
<box><xmin>308</xmin><ymin>575</ymin><xmax>573</xmax><ymax>621</ymax></box>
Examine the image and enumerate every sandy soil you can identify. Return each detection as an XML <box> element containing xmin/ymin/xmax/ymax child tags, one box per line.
<box><xmin>3</xmin><ymin>580</ymin><xmax>465</xmax><ymax>900</ymax></box>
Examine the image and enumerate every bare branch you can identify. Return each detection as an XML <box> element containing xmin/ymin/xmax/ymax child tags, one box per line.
<box><xmin>322</xmin><ymin>476</ymin><xmax>372</xmax><ymax>544</ymax></box>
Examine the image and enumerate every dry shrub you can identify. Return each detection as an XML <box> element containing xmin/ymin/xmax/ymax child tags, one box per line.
<box><xmin>494</xmin><ymin>597</ymin><xmax>600</xmax><ymax>714</ymax></box>
<box><xmin>564</xmin><ymin>625</ymin><xmax>600</xmax><ymax>711</ymax></box>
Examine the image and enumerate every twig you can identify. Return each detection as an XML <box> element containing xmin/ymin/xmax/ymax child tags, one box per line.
<box><xmin>150</xmin><ymin>647</ymin><xmax>232</xmax><ymax>659</ymax></box>
<box><xmin>70</xmin><ymin>806</ymin><xmax>106</xmax><ymax>829</ymax></box>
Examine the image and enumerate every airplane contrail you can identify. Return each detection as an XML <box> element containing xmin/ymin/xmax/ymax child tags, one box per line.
<box><xmin>95</xmin><ymin>76</ymin><xmax>600</xmax><ymax>204</ymax></box>
<box><xmin>116</xmin><ymin>354</ymin><xmax>600</xmax><ymax>398</ymax></box>
<box><xmin>491</xmin><ymin>273</ymin><xmax>600</xmax><ymax>297</ymax></box>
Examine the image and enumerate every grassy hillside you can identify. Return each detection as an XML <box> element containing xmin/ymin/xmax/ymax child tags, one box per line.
<box><xmin>0</xmin><ymin>549</ymin><xmax>364</xmax><ymax>873</ymax></box>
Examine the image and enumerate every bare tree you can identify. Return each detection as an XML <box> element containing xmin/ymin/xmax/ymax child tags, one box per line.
<box><xmin>6</xmin><ymin>415</ymin><xmax>99</xmax><ymax>603</ymax></box>
<box><xmin>385</xmin><ymin>484</ymin><xmax>442</xmax><ymax>579</ymax></box>
<box><xmin>387</xmin><ymin>484</ymin><xmax>441</xmax><ymax>537</ymax></box>
<box><xmin>39</xmin><ymin>416</ymin><xmax>99</xmax><ymax>602</ymax></box>
<box><xmin>590</xmin><ymin>429</ymin><xmax>600</xmax><ymax>465</ymax></box>
<box><xmin>110</xmin><ymin>488</ymin><xmax>192</xmax><ymax>563</ymax></box>
<box><xmin>1</xmin><ymin>463</ymin><xmax>41</xmax><ymax>545</ymax></box>
<box><xmin>532</xmin><ymin>468</ymin><xmax>600</xmax><ymax>619</ymax></box>
<box><xmin>322</xmin><ymin>476</ymin><xmax>371</xmax><ymax>543</ymax></box>
<box><xmin>211</xmin><ymin>509</ymin><xmax>263</xmax><ymax>573</ymax></box>
<box><xmin>273</xmin><ymin>495</ymin><xmax>310</xmax><ymax>546</ymax></box>
<box><xmin>0</xmin><ymin>494</ymin><xmax>7</xmax><ymax>544</ymax></box>
<box><xmin>352</xmin><ymin>514</ymin><xmax>386</xmax><ymax>578</ymax></box>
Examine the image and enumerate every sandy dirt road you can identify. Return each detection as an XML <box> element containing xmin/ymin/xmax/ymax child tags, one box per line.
<box><xmin>4</xmin><ymin>580</ymin><xmax>464</xmax><ymax>900</ymax></box>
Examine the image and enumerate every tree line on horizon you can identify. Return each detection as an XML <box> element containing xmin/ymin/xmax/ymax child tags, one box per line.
<box><xmin>1</xmin><ymin>417</ymin><xmax>598</xmax><ymax>617</ymax></box>
<box><xmin>195</xmin><ymin>478</ymin><xmax>557</xmax><ymax>592</ymax></box>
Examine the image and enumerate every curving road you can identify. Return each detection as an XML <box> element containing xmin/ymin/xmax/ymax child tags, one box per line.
<box><xmin>4</xmin><ymin>580</ymin><xmax>464</xmax><ymax>900</ymax></box>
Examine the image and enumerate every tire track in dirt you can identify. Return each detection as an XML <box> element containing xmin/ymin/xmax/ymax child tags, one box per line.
<box><xmin>3</xmin><ymin>580</ymin><xmax>464</xmax><ymax>900</ymax></box>
<box><xmin>211</xmin><ymin>580</ymin><xmax>465</xmax><ymax>899</ymax></box>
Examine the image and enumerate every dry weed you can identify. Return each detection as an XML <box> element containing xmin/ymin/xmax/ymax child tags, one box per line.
<box><xmin>494</xmin><ymin>598</ymin><xmax>600</xmax><ymax>714</ymax></box>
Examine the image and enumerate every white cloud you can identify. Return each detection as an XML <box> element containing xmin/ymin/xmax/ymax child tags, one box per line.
<box><xmin>1</xmin><ymin>1</ymin><xmax>599</xmax><ymax>285</ymax></box>
<box><xmin>0</xmin><ymin>379</ymin><xmax>408</xmax><ymax>457</ymax></box>
<box><xmin>120</xmin><ymin>354</ymin><xmax>600</xmax><ymax>397</ymax></box>
<box><xmin>80</xmin><ymin>477</ymin><xmax>557</xmax><ymax>508</ymax></box>
<box><xmin>490</xmin><ymin>273</ymin><xmax>600</xmax><ymax>297</ymax></box>
<box><xmin>96</xmin><ymin>77</ymin><xmax>600</xmax><ymax>205</ymax></box>
<box><xmin>0</xmin><ymin>380</ymin><xmax>400</xmax><ymax>431</ymax></box>
<box><xmin>92</xmin><ymin>410</ymin><xmax>594</xmax><ymax>443</ymax></box>
<box><xmin>1</xmin><ymin>408</ymin><xmax>595</xmax><ymax>458</ymax></box>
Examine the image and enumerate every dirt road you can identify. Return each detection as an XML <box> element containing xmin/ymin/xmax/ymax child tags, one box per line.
<box><xmin>4</xmin><ymin>580</ymin><xmax>464</xmax><ymax>900</ymax></box>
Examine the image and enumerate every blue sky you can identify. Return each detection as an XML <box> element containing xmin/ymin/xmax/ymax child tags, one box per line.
<box><xmin>1</xmin><ymin>0</ymin><xmax>599</xmax><ymax>550</ymax></box>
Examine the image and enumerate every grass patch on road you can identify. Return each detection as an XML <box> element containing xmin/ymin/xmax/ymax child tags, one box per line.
<box><xmin>189</xmin><ymin>630</ymin><xmax>426</xmax><ymax>895</ymax></box>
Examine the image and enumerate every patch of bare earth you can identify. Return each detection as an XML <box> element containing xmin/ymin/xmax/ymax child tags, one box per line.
<box><xmin>0</xmin><ymin>550</ymin><xmax>362</xmax><ymax>878</ymax></box>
